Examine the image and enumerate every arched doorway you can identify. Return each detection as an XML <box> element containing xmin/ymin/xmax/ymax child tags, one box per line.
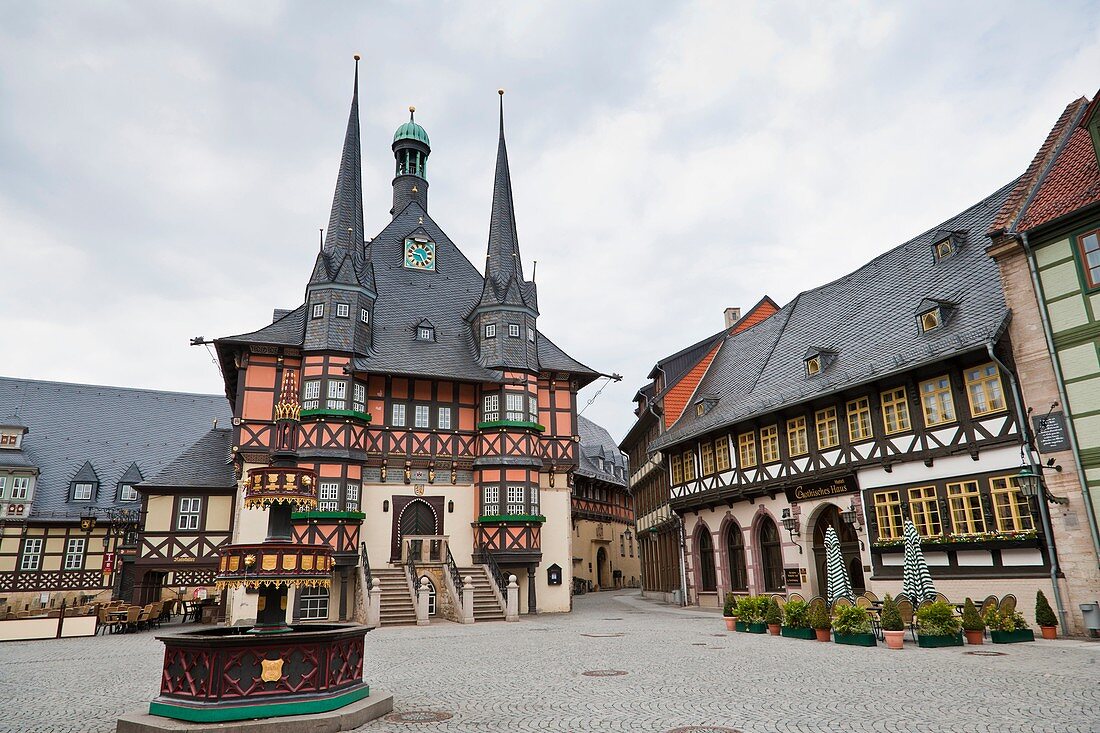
<box><xmin>596</xmin><ymin>547</ymin><xmax>608</xmax><ymax>589</ymax></box>
<box><xmin>758</xmin><ymin>517</ymin><xmax>784</xmax><ymax>592</ymax></box>
<box><xmin>725</xmin><ymin>522</ymin><xmax>748</xmax><ymax>592</ymax></box>
<box><xmin>812</xmin><ymin>504</ymin><xmax>864</xmax><ymax>597</ymax></box>
<box><xmin>696</xmin><ymin>528</ymin><xmax>717</xmax><ymax>593</ymax></box>
<box><xmin>395</xmin><ymin>499</ymin><xmax>440</xmax><ymax>560</ymax></box>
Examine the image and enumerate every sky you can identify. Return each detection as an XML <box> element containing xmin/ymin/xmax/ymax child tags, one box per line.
<box><xmin>1</xmin><ymin>1</ymin><xmax>1099</xmax><ymax>445</ymax></box>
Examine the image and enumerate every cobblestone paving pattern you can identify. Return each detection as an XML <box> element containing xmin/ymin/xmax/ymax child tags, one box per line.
<box><xmin>1</xmin><ymin>591</ymin><xmax>1097</xmax><ymax>732</ymax></box>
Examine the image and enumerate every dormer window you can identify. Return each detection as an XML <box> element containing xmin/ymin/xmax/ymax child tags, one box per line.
<box><xmin>803</xmin><ymin>347</ymin><xmax>837</xmax><ymax>378</ymax></box>
<box><xmin>508</xmin><ymin>324</ymin><xmax>521</xmax><ymax>338</ymax></box>
<box><xmin>119</xmin><ymin>484</ymin><xmax>139</xmax><ymax>502</ymax></box>
<box><xmin>920</xmin><ymin>309</ymin><xmax>942</xmax><ymax>332</ymax></box>
<box><xmin>931</xmin><ymin>230</ymin><xmax>964</xmax><ymax>262</ymax></box>
<box><xmin>527</xmin><ymin>328</ymin><xmax>536</xmax><ymax>343</ymax></box>
<box><xmin>336</xmin><ymin>303</ymin><xmax>350</xmax><ymax>318</ymax></box>
<box><xmin>916</xmin><ymin>298</ymin><xmax>956</xmax><ymax>334</ymax></box>
<box><xmin>417</xmin><ymin>325</ymin><xmax>435</xmax><ymax>341</ymax></box>
<box><xmin>73</xmin><ymin>482</ymin><xmax>93</xmax><ymax>501</ymax></box>
<box><xmin>694</xmin><ymin>394</ymin><xmax>718</xmax><ymax>416</ymax></box>
<box><xmin>360</xmin><ymin>308</ymin><xmax>370</xmax><ymax>324</ymax></box>
<box><xmin>485</xmin><ymin>324</ymin><xmax>496</xmax><ymax>338</ymax></box>
<box><xmin>312</xmin><ymin>303</ymin><xmax>324</xmax><ymax>319</ymax></box>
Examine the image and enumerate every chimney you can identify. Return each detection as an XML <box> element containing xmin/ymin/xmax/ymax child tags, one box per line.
<box><xmin>724</xmin><ymin>307</ymin><xmax>742</xmax><ymax>329</ymax></box>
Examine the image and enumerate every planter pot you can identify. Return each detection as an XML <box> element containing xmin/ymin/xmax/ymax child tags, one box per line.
<box><xmin>746</xmin><ymin>622</ymin><xmax>767</xmax><ymax>634</ymax></box>
<box><xmin>724</xmin><ymin>617</ymin><xmax>735</xmax><ymax>631</ymax></box>
<box><xmin>991</xmin><ymin>629</ymin><xmax>1035</xmax><ymax>644</ymax></box>
<box><xmin>1040</xmin><ymin>626</ymin><xmax>1057</xmax><ymax>640</ymax></box>
<box><xmin>767</xmin><ymin>624</ymin><xmax>781</xmax><ymax>636</ymax></box>
<box><xmin>963</xmin><ymin>630</ymin><xmax>985</xmax><ymax>645</ymax></box>
<box><xmin>917</xmin><ymin>633</ymin><xmax>964</xmax><ymax>648</ymax></box>
<box><xmin>735</xmin><ymin>621</ymin><xmax>747</xmax><ymax>633</ymax></box>
<box><xmin>834</xmin><ymin>632</ymin><xmax>876</xmax><ymax>647</ymax></box>
<box><xmin>814</xmin><ymin>628</ymin><xmax>832</xmax><ymax>642</ymax></box>
<box><xmin>883</xmin><ymin>630</ymin><xmax>906</xmax><ymax>649</ymax></box>
<box><xmin>781</xmin><ymin>626</ymin><xmax>815</xmax><ymax>640</ymax></box>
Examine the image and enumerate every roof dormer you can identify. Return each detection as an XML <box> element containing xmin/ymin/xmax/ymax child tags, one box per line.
<box><xmin>930</xmin><ymin>229</ymin><xmax>966</xmax><ymax>262</ymax></box>
<box><xmin>693</xmin><ymin>392</ymin><xmax>719</xmax><ymax>417</ymax></box>
<box><xmin>803</xmin><ymin>347</ymin><xmax>838</xmax><ymax>378</ymax></box>
<box><xmin>916</xmin><ymin>297</ymin><xmax>958</xmax><ymax>334</ymax></box>
<box><xmin>0</xmin><ymin>415</ymin><xmax>28</xmax><ymax>449</ymax></box>
<box><xmin>415</xmin><ymin>318</ymin><xmax>436</xmax><ymax>342</ymax></box>
<box><xmin>69</xmin><ymin>460</ymin><xmax>99</xmax><ymax>503</ymax></box>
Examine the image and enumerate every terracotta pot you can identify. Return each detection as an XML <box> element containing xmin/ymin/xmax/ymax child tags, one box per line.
<box><xmin>1040</xmin><ymin>626</ymin><xmax>1057</xmax><ymax>640</ymax></box>
<box><xmin>814</xmin><ymin>628</ymin><xmax>831</xmax><ymax>642</ymax></box>
<box><xmin>883</xmin><ymin>630</ymin><xmax>906</xmax><ymax>649</ymax></box>
<box><xmin>724</xmin><ymin>617</ymin><xmax>736</xmax><ymax>631</ymax></box>
<box><xmin>964</xmin><ymin>630</ymin><xmax>985</xmax><ymax>645</ymax></box>
<box><xmin>768</xmin><ymin>623</ymin><xmax>781</xmax><ymax>636</ymax></box>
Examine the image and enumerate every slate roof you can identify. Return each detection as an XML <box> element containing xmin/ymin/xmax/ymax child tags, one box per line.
<box><xmin>215</xmin><ymin>89</ymin><xmax>599</xmax><ymax>387</ymax></box>
<box><xmin>576</xmin><ymin>415</ymin><xmax>628</xmax><ymax>487</ymax></box>
<box><xmin>651</xmin><ymin>182</ymin><xmax>1016</xmax><ymax>451</ymax></box>
<box><xmin>140</xmin><ymin>428</ymin><xmax>236</xmax><ymax>490</ymax></box>
<box><xmin>0</xmin><ymin>449</ymin><xmax>37</xmax><ymax>469</ymax></box>
<box><xmin>0</xmin><ymin>377</ymin><xmax>232</xmax><ymax>520</ymax></box>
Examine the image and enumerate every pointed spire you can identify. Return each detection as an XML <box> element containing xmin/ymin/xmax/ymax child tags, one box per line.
<box><xmin>274</xmin><ymin>369</ymin><xmax>301</xmax><ymax>423</ymax></box>
<box><xmin>323</xmin><ymin>55</ymin><xmax>365</xmax><ymax>255</ymax></box>
<box><xmin>484</xmin><ymin>88</ymin><xmax>525</xmax><ymax>290</ymax></box>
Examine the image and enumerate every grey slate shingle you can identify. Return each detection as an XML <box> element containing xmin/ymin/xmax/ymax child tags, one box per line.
<box><xmin>651</xmin><ymin>181</ymin><xmax>1017</xmax><ymax>451</ymax></box>
<box><xmin>576</xmin><ymin>415</ymin><xmax>628</xmax><ymax>487</ymax></box>
<box><xmin>0</xmin><ymin>377</ymin><xmax>232</xmax><ymax>520</ymax></box>
<box><xmin>140</xmin><ymin>428</ymin><xmax>235</xmax><ymax>489</ymax></box>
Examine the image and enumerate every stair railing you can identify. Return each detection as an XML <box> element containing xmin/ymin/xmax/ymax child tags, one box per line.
<box><xmin>404</xmin><ymin>539</ymin><xmax>418</xmax><ymax>590</ymax></box>
<box><xmin>481</xmin><ymin>548</ymin><xmax>508</xmax><ymax>596</ymax></box>
<box><xmin>359</xmin><ymin>541</ymin><xmax>372</xmax><ymax>589</ymax></box>
<box><xmin>445</xmin><ymin>547</ymin><xmax>462</xmax><ymax>592</ymax></box>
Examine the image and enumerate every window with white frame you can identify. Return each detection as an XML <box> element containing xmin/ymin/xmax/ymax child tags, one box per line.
<box><xmin>299</xmin><ymin>585</ymin><xmax>329</xmax><ymax>620</ymax></box>
<box><xmin>508</xmin><ymin>323</ymin><xmax>520</xmax><ymax>338</ymax></box>
<box><xmin>392</xmin><ymin>403</ymin><xmax>406</xmax><ymax>427</ymax></box>
<box><xmin>11</xmin><ymin>477</ymin><xmax>29</xmax><ymax>499</ymax></box>
<box><xmin>119</xmin><ymin>483</ymin><xmax>139</xmax><ymax>502</ymax></box>
<box><xmin>319</xmin><ymin>483</ymin><xmax>339</xmax><ymax>511</ymax></box>
<box><xmin>528</xmin><ymin>395</ymin><xmax>539</xmax><ymax>422</ymax></box>
<box><xmin>0</xmin><ymin>476</ymin><xmax>6</xmax><ymax>498</ymax></box>
<box><xmin>483</xmin><ymin>394</ymin><xmax>499</xmax><ymax>422</ymax></box>
<box><xmin>177</xmin><ymin>497</ymin><xmax>202</xmax><ymax>530</ymax></box>
<box><xmin>437</xmin><ymin>407</ymin><xmax>451</xmax><ymax>430</ymax></box>
<box><xmin>312</xmin><ymin>303</ymin><xmax>324</xmax><ymax>319</ymax></box>
<box><xmin>64</xmin><ymin>538</ymin><xmax>86</xmax><ymax>570</ymax></box>
<box><xmin>417</xmin><ymin>325</ymin><xmax>434</xmax><ymax>341</ymax></box>
<box><xmin>20</xmin><ymin>538</ymin><xmax>42</xmax><ymax>571</ymax></box>
<box><xmin>529</xmin><ymin>486</ymin><xmax>540</xmax><ymax>515</ymax></box>
<box><xmin>345</xmin><ymin>483</ymin><xmax>360</xmax><ymax>511</ymax></box>
<box><xmin>505</xmin><ymin>393</ymin><xmax>525</xmax><ymax>421</ymax></box>
<box><xmin>303</xmin><ymin>380</ymin><xmax>321</xmax><ymax>410</ymax></box>
<box><xmin>482</xmin><ymin>486</ymin><xmax>499</xmax><ymax>516</ymax></box>
<box><xmin>484</xmin><ymin>323</ymin><xmax>496</xmax><ymax>338</ymax></box>
<box><xmin>73</xmin><ymin>482</ymin><xmax>93</xmax><ymax>501</ymax></box>
<box><xmin>414</xmin><ymin>405</ymin><xmax>430</xmax><ymax>428</ymax></box>
<box><xmin>527</xmin><ymin>328</ymin><xmax>535</xmax><ymax>342</ymax></box>
<box><xmin>360</xmin><ymin>308</ymin><xmax>370</xmax><ymax>324</ymax></box>
<box><xmin>336</xmin><ymin>303</ymin><xmax>349</xmax><ymax>318</ymax></box>
<box><xmin>327</xmin><ymin>380</ymin><xmax>347</xmax><ymax>409</ymax></box>
<box><xmin>353</xmin><ymin>383</ymin><xmax>366</xmax><ymax>413</ymax></box>
<box><xmin>506</xmin><ymin>485</ymin><xmax>525</xmax><ymax>515</ymax></box>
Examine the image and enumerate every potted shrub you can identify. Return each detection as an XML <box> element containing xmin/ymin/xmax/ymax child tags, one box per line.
<box><xmin>832</xmin><ymin>605</ymin><xmax>876</xmax><ymax>646</ymax></box>
<box><xmin>723</xmin><ymin>592</ymin><xmax>737</xmax><ymax>631</ymax></box>
<box><xmin>745</xmin><ymin>596</ymin><xmax>768</xmax><ymax>634</ymax></box>
<box><xmin>986</xmin><ymin>606</ymin><xmax>1035</xmax><ymax>644</ymax></box>
<box><xmin>733</xmin><ymin>597</ymin><xmax>749</xmax><ymax>632</ymax></box>
<box><xmin>781</xmin><ymin>599</ymin><xmax>815</xmax><ymax>640</ymax></box>
<box><xmin>960</xmin><ymin>598</ymin><xmax>985</xmax><ymax>645</ymax></box>
<box><xmin>916</xmin><ymin>600</ymin><xmax>963</xmax><ymax>647</ymax></box>
<box><xmin>1035</xmin><ymin>590</ymin><xmax>1058</xmax><ymax>640</ymax></box>
<box><xmin>879</xmin><ymin>594</ymin><xmax>905</xmax><ymax>650</ymax></box>
<box><xmin>809</xmin><ymin>602</ymin><xmax>832</xmax><ymax>642</ymax></box>
<box><xmin>765</xmin><ymin>597</ymin><xmax>783</xmax><ymax>635</ymax></box>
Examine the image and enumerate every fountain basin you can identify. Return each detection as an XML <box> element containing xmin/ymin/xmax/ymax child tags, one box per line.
<box><xmin>151</xmin><ymin>623</ymin><xmax>371</xmax><ymax>723</ymax></box>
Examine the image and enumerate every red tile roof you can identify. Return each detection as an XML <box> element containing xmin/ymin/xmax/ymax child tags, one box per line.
<box><xmin>1020</xmin><ymin>121</ymin><xmax>1100</xmax><ymax>231</ymax></box>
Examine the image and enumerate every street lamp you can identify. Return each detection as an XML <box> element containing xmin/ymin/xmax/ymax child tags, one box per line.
<box><xmin>780</xmin><ymin>508</ymin><xmax>803</xmax><ymax>553</ymax></box>
<box><xmin>840</xmin><ymin>501</ymin><xmax>862</xmax><ymax>530</ymax></box>
<box><xmin>1016</xmin><ymin>465</ymin><xmax>1043</xmax><ymax>498</ymax></box>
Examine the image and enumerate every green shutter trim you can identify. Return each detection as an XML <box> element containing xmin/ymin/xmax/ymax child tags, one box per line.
<box><xmin>148</xmin><ymin>685</ymin><xmax>370</xmax><ymax>722</ymax></box>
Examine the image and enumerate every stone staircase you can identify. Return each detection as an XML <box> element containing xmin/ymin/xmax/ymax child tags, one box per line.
<box><xmin>372</xmin><ymin>568</ymin><xmax>417</xmax><ymax>626</ymax></box>
<box><xmin>457</xmin><ymin>566</ymin><xmax>506</xmax><ymax>622</ymax></box>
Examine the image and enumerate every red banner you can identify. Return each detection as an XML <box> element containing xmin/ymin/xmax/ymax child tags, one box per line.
<box><xmin>102</xmin><ymin>552</ymin><xmax>115</xmax><ymax>574</ymax></box>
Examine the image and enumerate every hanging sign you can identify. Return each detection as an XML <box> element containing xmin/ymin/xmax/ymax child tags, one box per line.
<box><xmin>102</xmin><ymin>552</ymin><xmax>115</xmax><ymax>574</ymax></box>
<box><xmin>784</xmin><ymin>475</ymin><xmax>858</xmax><ymax>503</ymax></box>
<box><xmin>1033</xmin><ymin>412</ymin><xmax>1070</xmax><ymax>454</ymax></box>
<box><xmin>784</xmin><ymin>568</ymin><xmax>802</xmax><ymax>588</ymax></box>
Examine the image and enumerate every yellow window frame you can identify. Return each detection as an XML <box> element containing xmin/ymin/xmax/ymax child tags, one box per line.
<box><xmin>990</xmin><ymin>476</ymin><xmax>1035</xmax><ymax>532</ymax></box>
<box><xmin>760</xmin><ymin>425</ymin><xmax>780</xmax><ymax>463</ymax></box>
<box><xmin>946</xmin><ymin>480</ymin><xmax>986</xmax><ymax>534</ymax></box>
<box><xmin>738</xmin><ymin>432</ymin><xmax>757</xmax><ymax>468</ymax></box>
<box><xmin>683</xmin><ymin>451</ymin><xmax>696</xmax><ymax>481</ymax></box>
<box><xmin>701</xmin><ymin>442</ymin><xmax>715</xmax><ymax>475</ymax></box>
<box><xmin>919</xmin><ymin>375</ymin><xmax>956</xmax><ymax>426</ymax></box>
<box><xmin>873</xmin><ymin>490</ymin><xmax>903</xmax><ymax>540</ymax></box>
<box><xmin>880</xmin><ymin>386</ymin><xmax>911</xmax><ymax>434</ymax></box>
<box><xmin>815</xmin><ymin>407</ymin><xmax>839</xmax><ymax>448</ymax></box>
<box><xmin>715</xmin><ymin>438</ymin><xmax>731</xmax><ymax>472</ymax></box>
<box><xmin>907</xmin><ymin>485</ymin><xmax>942</xmax><ymax>538</ymax></box>
<box><xmin>846</xmin><ymin>397</ymin><xmax>872</xmax><ymax>441</ymax></box>
<box><xmin>965</xmin><ymin>362</ymin><xmax>1006</xmax><ymax>416</ymax></box>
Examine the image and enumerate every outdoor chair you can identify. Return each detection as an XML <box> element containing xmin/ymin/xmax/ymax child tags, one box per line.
<box><xmin>124</xmin><ymin>606</ymin><xmax>141</xmax><ymax>633</ymax></box>
<box><xmin>787</xmin><ymin>592</ymin><xmax>805</xmax><ymax>603</ymax></box>
<box><xmin>832</xmin><ymin>597</ymin><xmax>853</xmax><ymax>610</ymax></box>
<box><xmin>934</xmin><ymin>592</ymin><xmax>951</xmax><ymax>605</ymax></box>
<box><xmin>979</xmin><ymin>595</ymin><xmax>998</xmax><ymax>617</ymax></box>
<box><xmin>999</xmin><ymin>594</ymin><xmax>1017</xmax><ymax>615</ymax></box>
<box><xmin>896</xmin><ymin>599</ymin><xmax>916</xmax><ymax>640</ymax></box>
<box><xmin>807</xmin><ymin>596</ymin><xmax>826</xmax><ymax>612</ymax></box>
<box><xmin>772</xmin><ymin>594</ymin><xmax>786</xmax><ymax>608</ymax></box>
<box><xmin>96</xmin><ymin>607</ymin><xmax>112</xmax><ymax>635</ymax></box>
<box><xmin>856</xmin><ymin>596</ymin><xmax>873</xmax><ymax>610</ymax></box>
<box><xmin>861</xmin><ymin>590</ymin><xmax>879</xmax><ymax>603</ymax></box>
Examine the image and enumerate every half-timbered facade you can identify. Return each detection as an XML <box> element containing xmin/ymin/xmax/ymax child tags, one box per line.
<box><xmin>209</xmin><ymin>65</ymin><xmax>600</xmax><ymax>622</ymax></box>
<box><xmin>572</xmin><ymin>416</ymin><xmax>636</xmax><ymax>593</ymax></box>
<box><xmin>0</xmin><ymin>377</ymin><xmax>230</xmax><ymax>613</ymax></box>
<box><xmin>651</xmin><ymin>184</ymin><xmax>1071</xmax><ymax>627</ymax></box>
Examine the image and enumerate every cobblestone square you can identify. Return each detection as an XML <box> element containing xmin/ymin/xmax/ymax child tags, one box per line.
<box><xmin>1</xmin><ymin>591</ymin><xmax>1097</xmax><ymax>733</ymax></box>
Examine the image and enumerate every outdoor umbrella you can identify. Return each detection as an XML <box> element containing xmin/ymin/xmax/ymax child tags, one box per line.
<box><xmin>901</xmin><ymin>519</ymin><xmax>937</xmax><ymax>603</ymax></box>
<box><xmin>824</xmin><ymin>525</ymin><xmax>854</xmax><ymax>606</ymax></box>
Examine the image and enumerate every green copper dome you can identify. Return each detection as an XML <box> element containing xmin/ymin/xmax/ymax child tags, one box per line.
<box><xmin>394</xmin><ymin>107</ymin><xmax>430</xmax><ymax>146</ymax></box>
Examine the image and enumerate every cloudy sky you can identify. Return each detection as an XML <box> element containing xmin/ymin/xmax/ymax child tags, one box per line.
<box><xmin>1</xmin><ymin>1</ymin><xmax>1098</xmax><ymax>443</ymax></box>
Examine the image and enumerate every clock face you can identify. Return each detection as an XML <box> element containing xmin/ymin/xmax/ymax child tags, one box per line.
<box><xmin>404</xmin><ymin>238</ymin><xmax>436</xmax><ymax>270</ymax></box>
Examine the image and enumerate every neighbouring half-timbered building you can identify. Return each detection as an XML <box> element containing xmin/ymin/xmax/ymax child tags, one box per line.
<box><xmin>0</xmin><ymin>377</ymin><xmax>230</xmax><ymax>613</ymax></box>
<box><xmin>621</xmin><ymin>298</ymin><xmax>778</xmax><ymax>604</ymax></box>
<box><xmin>208</xmin><ymin>63</ymin><xmax>601</xmax><ymax>623</ymax></box>
<box><xmin>571</xmin><ymin>416</ymin><xmax>636</xmax><ymax>593</ymax></box>
<box><xmin>650</xmin><ymin>183</ymin><xmax>1087</xmax><ymax>629</ymax></box>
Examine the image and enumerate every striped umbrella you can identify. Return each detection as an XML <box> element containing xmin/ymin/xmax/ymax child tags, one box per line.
<box><xmin>824</xmin><ymin>526</ymin><xmax>854</xmax><ymax>605</ymax></box>
<box><xmin>901</xmin><ymin>519</ymin><xmax>937</xmax><ymax>603</ymax></box>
